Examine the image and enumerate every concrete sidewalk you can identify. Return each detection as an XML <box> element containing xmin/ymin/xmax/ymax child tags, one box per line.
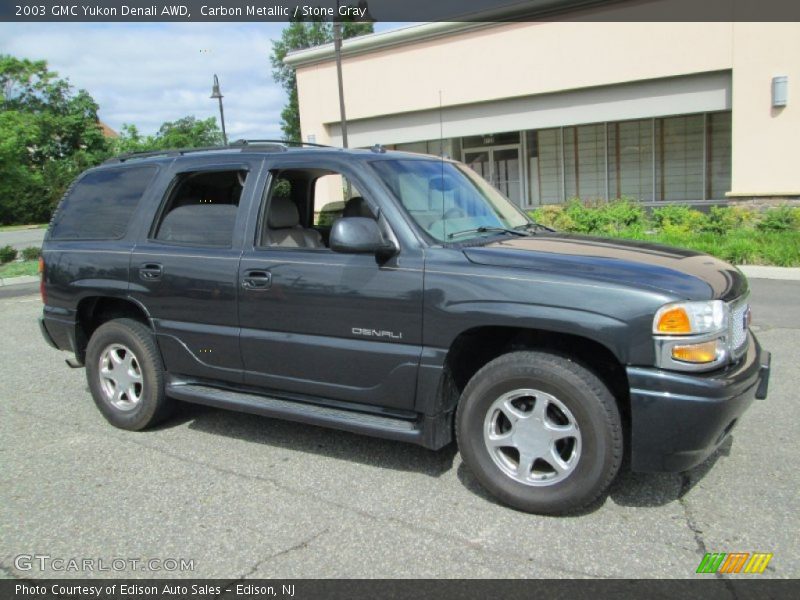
<box><xmin>738</xmin><ymin>266</ymin><xmax>800</xmax><ymax>281</ymax></box>
<box><xmin>0</xmin><ymin>275</ymin><xmax>38</xmax><ymax>287</ymax></box>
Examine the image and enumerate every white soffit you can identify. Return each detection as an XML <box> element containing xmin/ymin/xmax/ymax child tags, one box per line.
<box><xmin>328</xmin><ymin>71</ymin><xmax>732</xmax><ymax>147</ymax></box>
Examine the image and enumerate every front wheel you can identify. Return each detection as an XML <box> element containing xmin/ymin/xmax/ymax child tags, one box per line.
<box><xmin>456</xmin><ymin>351</ymin><xmax>623</xmax><ymax>514</ymax></box>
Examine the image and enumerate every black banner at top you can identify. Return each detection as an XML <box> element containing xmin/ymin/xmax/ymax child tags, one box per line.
<box><xmin>2</xmin><ymin>0</ymin><xmax>800</xmax><ymax>23</ymax></box>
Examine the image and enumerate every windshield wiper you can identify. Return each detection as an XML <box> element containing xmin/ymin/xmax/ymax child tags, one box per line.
<box><xmin>515</xmin><ymin>222</ymin><xmax>555</xmax><ymax>233</ymax></box>
<box><xmin>447</xmin><ymin>226</ymin><xmax>530</xmax><ymax>240</ymax></box>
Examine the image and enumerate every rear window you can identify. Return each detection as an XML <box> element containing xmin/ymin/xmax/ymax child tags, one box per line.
<box><xmin>50</xmin><ymin>166</ymin><xmax>156</xmax><ymax>240</ymax></box>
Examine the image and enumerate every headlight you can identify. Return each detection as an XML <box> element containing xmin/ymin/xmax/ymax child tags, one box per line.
<box><xmin>652</xmin><ymin>300</ymin><xmax>737</xmax><ymax>372</ymax></box>
<box><xmin>653</xmin><ymin>300</ymin><xmax>728</xmax><ymax>335</ymax></box>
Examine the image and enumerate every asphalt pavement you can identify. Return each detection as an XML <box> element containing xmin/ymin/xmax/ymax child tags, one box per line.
<box><xmin>0</xmin><ymin>279</ymin><xmax>797</xmax><ymax>579</ymax></box>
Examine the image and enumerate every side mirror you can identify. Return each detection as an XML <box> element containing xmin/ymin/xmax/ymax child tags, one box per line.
<box><xmin>330</xmin><ymin>217</ymin><xmax>396</xmax><ymax>257</ymax></box>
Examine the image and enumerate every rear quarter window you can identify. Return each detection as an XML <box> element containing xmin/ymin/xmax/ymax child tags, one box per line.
<box><xmin>49</xmin><ymin>165</ymin><xmax>157</xmax><ymax>240</ymax></box>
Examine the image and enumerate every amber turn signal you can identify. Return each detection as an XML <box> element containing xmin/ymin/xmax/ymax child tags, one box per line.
<box><xmin>656</xmin><ymin>306</ymin><xmax>692</xmax><ymax>334</ymax></box>
<box><xmin>671</xmin><ymin>340</ymin><xmax>719</xmax><ymax>363</ymax></box>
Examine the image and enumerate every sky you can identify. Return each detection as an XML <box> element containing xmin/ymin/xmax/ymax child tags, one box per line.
<box><xmin>0</xmin><ymin>22</ymin><xmax>408</xmax><ymax>141</ymax></box>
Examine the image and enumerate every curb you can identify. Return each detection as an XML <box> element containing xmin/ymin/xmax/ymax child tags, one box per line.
<box><xmin>737</xmin><ymin>266</ymin><xmax>800</xmax><ymax>281</ymax></box>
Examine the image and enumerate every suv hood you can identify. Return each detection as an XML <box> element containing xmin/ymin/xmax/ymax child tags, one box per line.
<box><xmin>463</xmin><ymin>233</ymin><xmax>747</xmax><ymax>302</ymax></box>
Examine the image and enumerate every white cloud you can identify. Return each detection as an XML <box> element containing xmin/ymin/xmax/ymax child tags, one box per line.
<box><xmin>0</xmin><ymin>22</ymin><xmax>288</xmax><ymax>139</ymax></box>
<box><xmin>0</xmin><ymin>21</ymin><xmax>409</xmax><ymax>143</ymax></box>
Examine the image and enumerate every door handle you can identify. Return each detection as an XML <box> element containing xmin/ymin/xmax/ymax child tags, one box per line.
<box><xmin>242</xmin><ymin>270</ymin><xmax>272</xmax><ymax>290</ymax></box>
<box><xmin>139</xmin><ymin>263</ymin><xmax>163</xmax><ymax>281</ymax></box>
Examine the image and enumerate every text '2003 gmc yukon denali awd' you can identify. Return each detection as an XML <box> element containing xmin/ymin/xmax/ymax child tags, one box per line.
<box><xmin>39</xmin><ymin>142</ymin><xmax>771</xmax><ymax>514</ymax></box>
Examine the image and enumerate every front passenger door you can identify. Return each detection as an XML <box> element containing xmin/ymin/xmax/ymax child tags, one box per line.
<box><xmin>238</xmin><ymin>162</ymin><xmax>424</xmax><ymax>410</ymax></box>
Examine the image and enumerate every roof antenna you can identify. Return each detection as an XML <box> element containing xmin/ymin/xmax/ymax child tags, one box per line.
<box><xmin>439</xmin><ymin>90</ymin><xmax>446</xmax><ymax>240</ymax></box>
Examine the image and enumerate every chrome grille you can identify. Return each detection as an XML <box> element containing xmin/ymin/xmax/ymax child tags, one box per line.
<box><xmin>729</xmin><ymin>298</ymin><xmax>750</xmax><ymax>357</ymax></box>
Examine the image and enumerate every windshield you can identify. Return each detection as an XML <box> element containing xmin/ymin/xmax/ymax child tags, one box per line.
<box><xmin>371</xmin><ymin>159</ymin><xmax>530</xmax><ymax>242</ymax></box>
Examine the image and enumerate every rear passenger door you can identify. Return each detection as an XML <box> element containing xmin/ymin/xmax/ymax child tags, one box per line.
<box><xmin>129</xmin><ymin>159</ymin><xmax>262</xmax><ymax>384</ymax></box>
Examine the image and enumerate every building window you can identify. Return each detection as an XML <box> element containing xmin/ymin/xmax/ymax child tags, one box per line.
<box><xmin>526</xmin><ymin>129</ymin><xmax>563</xmax><ymax>205</ymax></box>
<box><xmin>564</xmin><ymin>123</ymin><xmax>606</xmax><ymax>201</ymax></box>
<box><xmin>392</xmin><ymin>138</ymin><xmax>460</xmax><ymax>158</ymax></box>
<box><xmin>523</xmin><ymin>111</ymin><xmax>731</xmax><ymax>205</ymax></box>
<box><xmin>608</xmin><ymin>119</ymin><xmax>654</xmax><ymax>202</ymax></box>
<box><xmin>656</xmin><ymin>114</ymin><xmax>704</xmax><ymax>202</ymax></box>
<box><xmin>462</xmin><ymin>131</ymin><xmax>520</xmax><ymax>148</ymax></box>
<box><xmin>706</xmin><ymin>111</ymin><xmax>732</xmax><ymax>199</ymax></box>
<box><xmin>400</xmin><ymin>111</ymin><xmax>731</xmax><ymax>207</ymax></box>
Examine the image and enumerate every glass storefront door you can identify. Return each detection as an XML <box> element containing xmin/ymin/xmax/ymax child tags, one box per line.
<box><xmin>463</xmin><ymin>145</ymin><xmax>523</xmax><ymax>206</ymax></box>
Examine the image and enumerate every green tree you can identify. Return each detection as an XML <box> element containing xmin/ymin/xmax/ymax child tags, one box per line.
<box><xmin>0</xmin><ymin>55</ymin><xmax>110</xmax><ymax>224</ymax></box>
<box><xmin>112</xmin><ymin>116</ymin><xmax>223</xmax><ymax>154</ymax></box>
<box><xmin>270</xmin><ymin>19</ymin><xmax>373</xmax><ymax>141</ymax></box>
<box><xmin>154</xmin><ymin>116</ymin><xmax>223</xmax><ymax>149</ymax></box>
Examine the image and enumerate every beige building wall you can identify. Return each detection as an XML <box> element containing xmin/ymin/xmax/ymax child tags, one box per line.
<box><xmin>729</xmin><ymin>22</ymin><xmax>800</xmax><ymax>196</ymax></box>
<box><xmin>290</xmin><ymin>20</ymin><xmax>799</xmax><ymax>198</ymax></box>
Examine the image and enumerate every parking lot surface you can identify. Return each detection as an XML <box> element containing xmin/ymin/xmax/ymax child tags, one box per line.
<box><xmin>1</xmin><ymin>279</ymin><xmax>798</xmax><ymax>579</ymax></box>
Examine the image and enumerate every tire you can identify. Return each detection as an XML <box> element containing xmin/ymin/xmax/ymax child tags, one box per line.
<box><xmin>456</xmin><ymin>351</ymin><xmax>622</xmax><ymax>515</ymax></box>
<box><xmin>85</xmin><ymin>318</ymin><xmax>173</xmax><ymax>430</ymax></box>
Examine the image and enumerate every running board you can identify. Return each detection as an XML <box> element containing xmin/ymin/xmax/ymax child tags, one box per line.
<box><xmin>166</xmin><ymin>382</ymin><xmax>426</xmax><ymax>445</ymax></box>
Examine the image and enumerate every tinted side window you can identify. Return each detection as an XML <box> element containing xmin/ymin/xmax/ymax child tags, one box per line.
<box><xmin>50</xmin><ymin>166</ymin><xmax>156</xmax><ymax>240</ymax></box>
<box><xmin>153</xmin><ymin>170</ymin><xmax>246</xmax><ymax>247</ymax></box>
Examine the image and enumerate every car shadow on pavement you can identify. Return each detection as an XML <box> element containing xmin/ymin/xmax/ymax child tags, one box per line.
<box><xmin>172</xmin><ymin>402</ymin><xmax>459</xmax><ymax>478</ymax></box>
<box><xmin>455</xmin><ymin>437</ymin><xmax>734</xmax><ymax>516</ymax></box>
<box><xmin>609</xmin><ymin>436</ymin><xmax>732</xmax><ymax>508</ymax></box>
<box><xmin>165</xmin><ymin>402</ymin><xmax>733</xmax><ymax>509</ymax></box>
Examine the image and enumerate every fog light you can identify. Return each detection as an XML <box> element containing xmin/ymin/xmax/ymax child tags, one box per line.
<box><xmin>672</xmin><ymin>340</ymin><xmax>720</xmax><ymax>363</ymax></box>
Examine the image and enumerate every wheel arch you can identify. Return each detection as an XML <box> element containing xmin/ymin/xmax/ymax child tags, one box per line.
<box><xmin>74</xmin><ymin>295</ymin><xmax>153</xmax><ymax>364</ymax></box>
<box><xmin>428</xmin><ymin>325</ymin><xmax>631</xmax><ymax>436</ymax></box>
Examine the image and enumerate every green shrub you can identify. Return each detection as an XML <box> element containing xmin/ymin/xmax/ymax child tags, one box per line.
<box><xmin>544</xmin><ymin>199</ymin><xmax>645</xmax><ymax>235</ymax></box>
<box><xmin>757</xmin><ymin>206</ymin><xmax>798</xmax><ymax>232</ymax></box>
<box><xmin>701</xmin><ymin>206</ymin><xmax>729</xmax><ymax>235</ymax></box>
<box><xmin>0</xmin><ymin>245</ymin><xmax>18</xmax><ymax>264</ymax></box>
<box><xmin>529</xmin><ymin>205</ymin><xmax>577</xmax><ymax>231</ymax></box>
<box><xmin>530</xmin><ymin>200</ymin><xmax>799</xmax><ymax>266</ymax></box>
<box><xmin>596</xmin><ymin>198</ymin><xmax>645</xmax><ymax>234</ymax></box>
<box><xmin>562</xmin><ymin>200</ymin><xmax>599</xmax><ymax>233</ymax></box>
<box><xmin>21</xmin><ymin>246</ymin><xmax>41</xmax><ymax>261</ymax></box>
<box><xmin>651</xmin><ymin>205</ymin><xmax>707</xmax><ymax>232</ymax></box>
<box><xmin>700</xmin><ymin>206</ymin><xmax>756</xmax><ymax>235</ymax></box>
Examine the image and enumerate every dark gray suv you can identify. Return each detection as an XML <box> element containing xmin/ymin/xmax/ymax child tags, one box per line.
<box><xmin>39</xmin><ymin>142</ymin><xmax>770</xmax><ymax>514</ymax></box>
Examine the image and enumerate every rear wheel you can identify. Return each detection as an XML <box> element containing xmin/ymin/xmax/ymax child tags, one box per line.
<box><xmin>85</xmin><ymin>318</ymin><xmax>173</xmax><ymax>430</ymax></box>
<box><xmin>456</xmin><ymin>351</ymin><xmax>623</xmax><ymax>514</ymax></box>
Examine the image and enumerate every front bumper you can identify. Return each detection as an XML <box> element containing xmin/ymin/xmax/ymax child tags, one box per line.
<box><xmin>627</xmin><ymin>332</ymin><xmax>770</xmax><ymax>472</ymax></box>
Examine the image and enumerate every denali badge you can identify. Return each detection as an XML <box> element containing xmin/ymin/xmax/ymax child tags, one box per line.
<box><xmin>352</xmin><ymin>328</ymin><xmax>403</xmax><ymax>340</ymax></box>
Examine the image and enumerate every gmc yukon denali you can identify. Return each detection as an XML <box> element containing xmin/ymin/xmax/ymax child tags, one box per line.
<box><xmin>38</xmin><ymin>142</ymin><xmax>771</xmax><ymax>514</ymax></box>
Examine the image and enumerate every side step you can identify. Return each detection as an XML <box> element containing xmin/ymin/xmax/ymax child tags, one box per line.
<box><xmin>166</xmin><ymin>382</ymin><xmax>425</xmax><ymax>445</ymax></box>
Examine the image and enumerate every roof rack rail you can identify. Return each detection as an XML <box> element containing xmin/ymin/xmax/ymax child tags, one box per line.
<box><xmin>103</xmin><ymin>145</ymin><xmax>235</xmax><ymax>164</ymax></box>
<box><xmin>103</xmin><ymin>139</ymin><xmax>334</xmax><ymax>165</ymax></box>
<box><xmin>231</xmin><ymin>138</ymin><xmax>332</xmax><ymax>148</ymax></box>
